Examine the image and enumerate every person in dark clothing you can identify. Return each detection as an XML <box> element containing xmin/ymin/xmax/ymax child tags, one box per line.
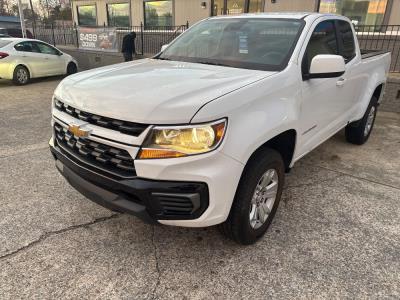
<box><xmin>121</xmin><ymin>31</ymin><xmax>136</xmax><ymax>62</ymax></box>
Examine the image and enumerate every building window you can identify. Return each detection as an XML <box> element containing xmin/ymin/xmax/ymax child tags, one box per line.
<box><xmin>77</xmin><ymin>5</ymin><xmax>97</xmax><ymax>26</ymax></box>
<box><xmin>107</xmin><ymin>3</ymin><xmax>130</xmax><ymax>27</ymax></box>
<box><xmin>212</xmin><ymin>0</ymin><xmax>264</xmax><ymax>16</ymax></box>
<box><xmin>226</xmin><ymin>0</ymin><xmax>245</xmax><ymax>14</ymax></box>
<box><xmin>319</xmin><ymin>0</ymin><xmax>388</xmax><ymax>26</ymax></box>
<box><xmin>144</xmin><ymin>0</ymin><xmax>173</xmax><ymax>27</ymax></box>
<box><xmin>213</xmin><ymin>0</ymin><xmax>225</xmax><ymax>15</ymax></box>
<box><xmin>248</xmin><ymin>0</ymin><xmax>265</xmax><ymax>13</ymax></box>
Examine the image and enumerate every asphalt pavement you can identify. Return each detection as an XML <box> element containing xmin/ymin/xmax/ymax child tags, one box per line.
<box><xmin>0</xmin><ymin>77</ymin><xmax>399</xmax><ymax>299</ymax></box>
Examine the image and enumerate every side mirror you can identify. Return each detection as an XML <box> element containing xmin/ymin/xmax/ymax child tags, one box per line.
<box><xmin>161</xmin><ymin>44</ymin><xmax>169</xmax><ymax>52</ymax></box>
<box><xmin>57</xmin><ymin>51</ymin><xmax>63</xmax><ymax>56</ymax></box>
<box><xmin>307</xmin><ymin>54</ymin><xmax>345</xmax><ymax>79</ymax></box>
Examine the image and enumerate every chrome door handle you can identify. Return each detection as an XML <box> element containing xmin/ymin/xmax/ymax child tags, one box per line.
<box><xmin>336</xmin><ymin>77</ymin><xmax>346</xmax><ymax>87</ymax></box>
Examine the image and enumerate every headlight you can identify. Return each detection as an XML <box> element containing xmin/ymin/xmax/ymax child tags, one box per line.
<box><xmin>138</xmin><ymin>119</ymin><xmax>227</xmax><ymax>159</ymax></box>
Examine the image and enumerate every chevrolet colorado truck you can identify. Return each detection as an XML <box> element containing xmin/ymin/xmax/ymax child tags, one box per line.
<box><xmin>50</xmin><ymin>13</ymin><xmax>391</xmax><ymax>244</ymax></box>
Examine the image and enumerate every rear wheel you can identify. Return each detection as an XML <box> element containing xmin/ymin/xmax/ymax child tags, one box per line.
<box><xmin>12</xmin><ymin>65</ymin><xmax>30</xmax><ymax>85</ymax></box>
<box><xmin>66</xmin><ymin>62</ymin><xmax>77</xmax><ymax>75</ymax></box>
<box><xmin>220</xmin><ymin>148</ymin><xmax>285</xmax><ymax>245</ymax></box>
<box><xmin>345</xmin><ymin>96</ymin><xmax>378</xmax><ymax>145</ymax></box>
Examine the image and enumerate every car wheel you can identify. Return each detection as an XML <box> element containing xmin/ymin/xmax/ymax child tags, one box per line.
<box><xmin>345</xmin><ymin>96</ymin><xmax>378</xmax><ymax>145</ymax></box>
<box><xmin>220</xmin><ymin>148</ymin><xmax>285</xmax><ymax>245</ymax></box>
<box><xmin>67</xmin><ymin>62</ymin><xmax>78</xmax><ymax>75</ymax></box>
<box><xmin>12</xmin><ymin>65</ymin><xmax>30</xmax><ymax>85</ymax></box>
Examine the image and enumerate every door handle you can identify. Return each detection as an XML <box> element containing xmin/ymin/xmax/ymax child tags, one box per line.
<box><xmin>336</xmin><ymin>77</ymin><xmax>346</xmax><ymax>87</ymax></box>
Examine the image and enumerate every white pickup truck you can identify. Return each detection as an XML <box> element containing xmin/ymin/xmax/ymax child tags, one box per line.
<box><xmin>50</xmin><ymin>13</ymin><xmax>391</xmax><ymax>244</ymax></box>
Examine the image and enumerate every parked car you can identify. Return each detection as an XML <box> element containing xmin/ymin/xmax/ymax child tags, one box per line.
<box><xmin>0</xmin><ymin>27</ymin><xmax>33</xmax><ymax>38</ymax></box>
<box><xmin>0</xmin><ymin>38</ymin><xmax>78</xmax><ymax>85</ymax></box>
<box><xmin>49</xmin><ymin>13</ymin><xmax>390</xmax><ymax>244</ymax></box>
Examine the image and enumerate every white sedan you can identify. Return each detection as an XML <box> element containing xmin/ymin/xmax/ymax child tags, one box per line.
<box><xmin>0</xmin><ymin>38</ymin><xmax>78</xmax><ymax>85</ymax></box>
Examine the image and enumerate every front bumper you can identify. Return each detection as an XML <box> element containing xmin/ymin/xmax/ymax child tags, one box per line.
<box><xmin>50</xmin><ymin>144</ymin><xmax>210</xmax><ymax>224</ymax></box>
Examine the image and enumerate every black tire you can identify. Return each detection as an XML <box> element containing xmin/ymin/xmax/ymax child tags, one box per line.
<box><xmin>345</xmin><ymin>96</ymin><xmax>378</xmax><ymax>145</ymax></box>
<box><xmin>220</xmin><ymin>148</ymin><xmax>285</xmax><ymax>245</ymax></box>
<box><xmin>12</xmin><ymin>65</ymin><xmax>30</xmax><ymax>85</ymax></box>
<box><xmin>66</xmin><ymin>62</ymin><xmax>78</xmax><ymax>75</ymax></box>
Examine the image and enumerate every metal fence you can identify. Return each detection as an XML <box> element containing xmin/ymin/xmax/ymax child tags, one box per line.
<box><xmin>31</xmin><ymin>23</ymin><xmax>189</xmax><ymax>56</ymax></box>
<box><xmin>355</xmin><ymin>25</ymin><xmax>400</xmax><ymax>72</ymax></box>
<box><xmin>31</xmin><ymin>23</ymin><xmax>400</xmax><ymax>72</ymax></box>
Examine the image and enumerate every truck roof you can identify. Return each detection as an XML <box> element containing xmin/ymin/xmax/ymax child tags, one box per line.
<box><xmin>210</xmin><ymin>12</ymin><xmax>340</xmax><ymax>21</ymax></box>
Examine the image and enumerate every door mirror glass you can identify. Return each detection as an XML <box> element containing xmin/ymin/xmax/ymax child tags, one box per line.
<box><xmin>308</xmin><ymin>54</ymin><xmax>345</xmax><ymax>79</ymax></box>
<box><xmin>161</xmin><ymin>44</ymin><xmax>169</xmax><ymax>52</ymax></box>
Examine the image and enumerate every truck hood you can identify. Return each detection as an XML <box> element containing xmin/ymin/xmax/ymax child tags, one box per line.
<box><xmin>54</xmin><ymin>58</ymin><xmax>276</xmax><ymax>124</ymax></box>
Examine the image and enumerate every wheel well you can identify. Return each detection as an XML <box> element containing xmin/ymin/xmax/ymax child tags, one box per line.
<box><xmin>13</xmin><ymin>64</ymin><xmax>30</xmax><ymax>78</ymax></box>
<box><xmin>249</xmin><ymin>130</ymin><xmax>297</xmax><ymax>172</ymax></box>
<box><xmin>372</xmin><ymin>84</ymin><xmax>383</xmax><ymax>101</ymax></box>
<box><xmin>14</xmin><ymin>64</ymin><xmax>30</xmax><ymax>74</ymax></box>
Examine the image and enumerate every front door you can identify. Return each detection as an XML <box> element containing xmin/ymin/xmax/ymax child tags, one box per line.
<box><xmin>298</xmin><ymin>19</ymin><xmax>353</xmax><ymax>155</ymax></box>
<box><xmin>34</xmin><ymin>42</ymin><xmax>65</xmax><ymax>76</ymax></box>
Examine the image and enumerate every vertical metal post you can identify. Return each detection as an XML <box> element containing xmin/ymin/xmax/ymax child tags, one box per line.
<box><xmin>140</xmin><ymin>22</ymin><xmax>144</xmax><ymax>55</ymax></box>
<box><xmin>29</xmin><ymin>0</ymin><xmax>36</xmax><ymax>37</ymax></box>
<box><xmin>17</xmin><ymin>0</ymin><xmax>27</xmax><ymax>38</ymax></box>
<box><xmin>51</xmin><ymin>23</ymin><xmax>56</xmax><ymax>46</ymax></box>
<box><xmin>75</xmin><ymin>23</ymin><xmax>79</xmax><ymax>48</ymax></box>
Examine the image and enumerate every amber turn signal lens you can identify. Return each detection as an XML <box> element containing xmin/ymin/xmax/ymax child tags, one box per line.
<box><xmin>138</xmin><ymin>149</ymin><xmax>186</xmax><ymax>159</ymax></box>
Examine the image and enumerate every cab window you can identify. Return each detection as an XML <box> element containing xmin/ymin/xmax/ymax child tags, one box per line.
<box><xmin>35</xmin><ymin>42</ymin><xmax>59</xmax><ymax>55</ymax></box>
<box><xmin>302</xmin><ymin>20</ymin><xmax>338</xmax><ymax>74</ymax></box>
<box><xmin>337</xmin><ymin>20</ymin><xmax>356</xmax><ymax>62</ymax></box>
<box><xmin>14</xmin><ymin>41</ymin><xmax>40</xmax><ymax>53</ymax></box>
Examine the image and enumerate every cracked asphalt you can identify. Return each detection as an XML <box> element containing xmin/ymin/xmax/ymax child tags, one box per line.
<box><xmin>1</xmin><ymin>77</ymin><xmax>400</xmax><ymax>299</ymax></box>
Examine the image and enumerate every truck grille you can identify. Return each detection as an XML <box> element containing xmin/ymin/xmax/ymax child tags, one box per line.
<box><xmin>54</xmin><ymin>99</ymin><xmax>148</xmax><ymax>137</ymax></box>
<box><xmin>54</xmin><ymin>122</ymin><xmax>136</xmax><ymax>178</ymax></box>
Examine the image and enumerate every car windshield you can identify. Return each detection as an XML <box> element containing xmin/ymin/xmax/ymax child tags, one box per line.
<box><xmin>0</xmin><ymin>40</ymin><xmax>11</xmax><ymax>48</ymax></box>
<box><xmin>158</xmin><ymin>18</ymin><xmax>304</xmax><ymax>71</ymax></box>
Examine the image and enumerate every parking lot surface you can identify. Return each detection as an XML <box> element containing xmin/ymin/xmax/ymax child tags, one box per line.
<box><xmin>1</xmin><ymin>78</ymin><xmax>399</xmax><ymax>299</ymax></box>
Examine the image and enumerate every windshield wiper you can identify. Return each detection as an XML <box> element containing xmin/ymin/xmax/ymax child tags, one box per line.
<box><xmin>156</xmin><ymin>57</ymin><xmax>171</xmax><ymax>61</ymax></box>
<box><xmin>196</xmin><ymin>61</ymin><xmax>230</xmax><ymax>67</ymax></box>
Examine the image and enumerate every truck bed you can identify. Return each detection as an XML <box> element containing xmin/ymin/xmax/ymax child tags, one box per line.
<box><xmin>360</xmin><ymin>49</ymin><xmax>390</xmax><ymax>60</ymax></box>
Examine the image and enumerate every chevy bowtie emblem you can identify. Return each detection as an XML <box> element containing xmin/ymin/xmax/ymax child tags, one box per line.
<box><xmin>68</xmin><ymin>123</ymin><xmax>91</xmax><ymax>138</ymax></box>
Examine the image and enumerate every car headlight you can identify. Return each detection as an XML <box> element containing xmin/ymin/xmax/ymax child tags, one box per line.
<box><xmin>138</xmin><ymin>119</ymin><xmax>227</xmax><ymax>159</ymax></box>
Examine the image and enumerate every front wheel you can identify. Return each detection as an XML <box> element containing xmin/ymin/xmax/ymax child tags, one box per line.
<box><xmin>66</xmin><ymin>62</ymin><xmax>78</xmax><ymax>75</ymax></box>
<box><xmin>345</xmin><ymin>96</ymin><xmax>378</xmax><ymax>145</ymax></box>
<box><xmin>220</xmin><ymin>148</ymin><xmax>285</xmax><ymax>245</ymax></box>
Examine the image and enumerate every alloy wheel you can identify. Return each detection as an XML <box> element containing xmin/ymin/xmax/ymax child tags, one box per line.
<box><xmin>249</xmin><ymin>169</ymin><xmax>279</xmax><ymax>229</ymax></box>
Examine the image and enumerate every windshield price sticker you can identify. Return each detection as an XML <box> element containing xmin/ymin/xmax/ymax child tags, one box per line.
<box><xmin>239</xmin><ymin>33</ymin><xmax>248</xmax><ymax>54</ymax></box>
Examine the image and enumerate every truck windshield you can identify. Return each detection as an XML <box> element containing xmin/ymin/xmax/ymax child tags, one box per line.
<box><xmin>158</xmin><ymin>18</ymin><xmax>304</xmax><ymax>71</ymax></box>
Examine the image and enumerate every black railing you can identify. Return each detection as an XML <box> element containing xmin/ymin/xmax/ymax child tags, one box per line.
<box><xmin>30</xmin><ymin>23</ymin><xmax>189</xmax><ymax>56</ymax></box>
<box><xmin>355</xmin><ymin>25</ymin><xmax>400</xmax><ymax>72</ymax></box>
